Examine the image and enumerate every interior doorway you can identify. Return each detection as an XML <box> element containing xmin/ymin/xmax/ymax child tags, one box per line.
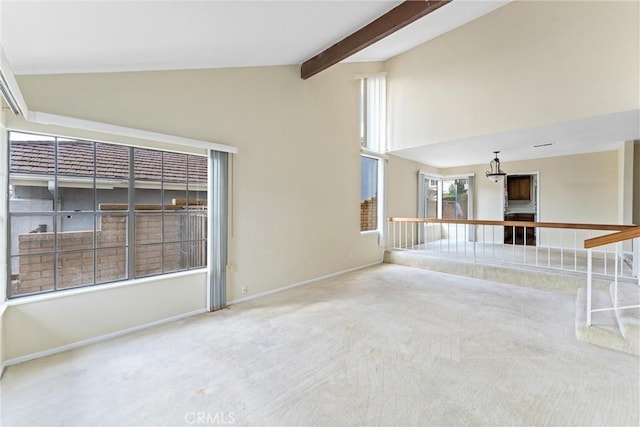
<box><xmin>504</xmin><ymin>173</ymin><xmax>538</xmax><ymax>246</ymax></box>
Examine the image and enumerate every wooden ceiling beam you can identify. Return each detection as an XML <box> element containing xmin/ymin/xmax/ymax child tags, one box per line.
<box><xmin>300</xmin><ymin>0</ymin><xmax>452</xmax><ymax>80</ymax></box>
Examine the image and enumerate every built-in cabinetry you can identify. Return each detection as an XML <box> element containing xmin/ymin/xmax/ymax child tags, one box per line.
<box><xmin>504</xmin><ymin>213</ymin><xmax>536</xmax><ymax>246</ymax></box>
<box><xmin>507</xmin><ymin>175</ymin><xmax>531</xmax><ymax>200</ymax></box>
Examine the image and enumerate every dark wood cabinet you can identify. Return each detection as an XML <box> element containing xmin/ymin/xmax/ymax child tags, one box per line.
<box><xmin>507</xmin><ymin>176</ymin><xmax>531</xmax><ymax>200</ymax></box>
<box><xmin>504</xmin><ymin>213</ymin><xmax>536</xmax><ymax>246</ymax></box>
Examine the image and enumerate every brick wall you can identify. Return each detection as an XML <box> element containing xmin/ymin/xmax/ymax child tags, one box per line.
<box><xmin>14</xmin><ymin>214</ymin><xmax>204</xmax><ymax>296</ymax></box>
<box><xmin>360</xmin><ymin>197</ymin><xmax>378</xmax><ymax>231</ymax></box>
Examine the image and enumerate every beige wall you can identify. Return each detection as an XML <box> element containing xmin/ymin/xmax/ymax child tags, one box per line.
<box><xmin>619</xmin><ymin>141</ymin><xmax>635</xmax><ymax>225</ymax></box>
<box><xmin>386</xmin><ymin>154</ymin><xmax>440</xmax><ymax>219</ymax></box>
<box><xmin>386</xmin><ymin>0</ymin><xmax>640</xmax><ymax>150</ymax></box>
<box><xmin>443</xmin><ymin>151</ymin><xmax>620</xmax><ymax>225</ymax></box>
<box><xmin>3</xmin><ymin>271</ymin><xmax>207</xmax><ymax>360</ymax></box>
<box><xmin>635</xmin><ymin>142</ymin><xmax>640</xmax><ymax>226</ymax></box>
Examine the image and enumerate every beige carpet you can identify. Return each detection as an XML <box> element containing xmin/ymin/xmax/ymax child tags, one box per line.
<box><xmin>1</xmin><ymin>264</ymin><xmax>638</xmax><ymax>426</ymax></box>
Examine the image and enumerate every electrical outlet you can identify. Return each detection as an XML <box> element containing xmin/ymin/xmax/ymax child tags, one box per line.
<box><xmin>241</xmin><ymin>286</ymin><xmax>248</xmax><ymax>294</ymax></box>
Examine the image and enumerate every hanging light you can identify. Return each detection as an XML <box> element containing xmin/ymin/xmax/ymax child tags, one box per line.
<box><xmin>485</xmin><ymin>151</ymin><xmax>506</xmax><ymax>182</ymax></box>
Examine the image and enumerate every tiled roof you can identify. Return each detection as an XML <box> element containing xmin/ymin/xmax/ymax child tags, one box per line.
<box><xmin>10</xmin><ymin>140</ymin><xmax>207</xmax><ymax>183</ymax></box>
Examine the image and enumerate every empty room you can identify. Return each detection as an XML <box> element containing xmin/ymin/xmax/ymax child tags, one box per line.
<box><xmin>0</xmin><ymin>1</ymin><xmax>639</xmax><ymax>426</ymax></box>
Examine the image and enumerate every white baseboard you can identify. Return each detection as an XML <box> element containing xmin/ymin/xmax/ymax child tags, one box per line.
<box><xmin>228</xmin><ymin>261</ymin><xmax>382</xmax><ymax>305</ymax></box>
<box><xmin>1</xmin><ymin>308</ymin><xmax>207</xmax><ymax>373</ymax></box>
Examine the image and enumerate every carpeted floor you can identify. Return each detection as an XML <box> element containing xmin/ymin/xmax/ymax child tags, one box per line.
<box><xmin>1</xmin><ymin>263</ymin><xmax>638</xmax><ymax>426</ymax></box>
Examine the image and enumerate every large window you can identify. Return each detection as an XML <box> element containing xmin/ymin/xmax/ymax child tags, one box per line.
<box><xmin>359</xmin><ymin>74</ymin><xmax>386</xmax><ymax>232</ymax></box>
<box><xmin>7</xmin><ymin>131</ymin><xmax>208</xmax><ymax>298</ymax></box>
<box><xmin>420</xmin><ymin>175</ymin><xmax>472</xmax><ymax>220</ymax></box>
<box><xmin>442</xmin><ymin>179</ymin><xmax>469</xmax><ymax>220</ymax></box>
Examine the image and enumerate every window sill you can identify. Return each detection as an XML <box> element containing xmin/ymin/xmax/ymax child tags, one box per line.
<box><xmin>6</xmin><ymin>268</ymin><xmax>207</xmax><ymax>306</ymax></box>
<box><xmin>360</xmin><ymin>230</ymin><xmax>380</xmax><ymax>236</ymax></box>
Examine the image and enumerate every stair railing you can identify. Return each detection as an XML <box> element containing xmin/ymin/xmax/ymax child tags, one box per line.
<box><xmin>583</xmin><ymin>226</ymin><xmax>640</xmax><ymax>325</ymax></box>
<box><xmin>387</xmin><ymin>217</ymin><xmax>636</xmax><ymax>278</ymax></box>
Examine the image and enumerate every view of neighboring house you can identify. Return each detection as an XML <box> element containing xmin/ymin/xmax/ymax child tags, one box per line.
<box><xmin>8</xmin><ymin>132</ymin><xmax>208</xmax><ymax>296</ymax></box>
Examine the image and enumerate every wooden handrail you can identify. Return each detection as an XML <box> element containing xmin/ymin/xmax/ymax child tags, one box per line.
<box><xmin>387</xmin><ymin>217</ymin><xmax>636</xmax><ymax>232</ymax></box>
<box><xmin>584</xmin><ymin>226</ymin><xmax>640</xmax><ymax>249</ymax></box>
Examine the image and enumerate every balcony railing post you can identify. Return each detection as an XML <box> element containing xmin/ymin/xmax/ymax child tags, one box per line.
<box><xmin>473</xmin><ymin>225</ymin><xmax>477</xmax><ymax>264</ymax></box>
<box><xmin>634</xmin><ymin>237</ymin><xmax>639</xmax><ymax>278</ymax></box>
<box><xmin>587</xmin><ymin>248</ymin><xmax>593</xmax><ymax>326</ymax></box>
<box><xmin>614</xmin><ymin>243</ymin><xmax>619</xmax><ymax>310</ymax></box>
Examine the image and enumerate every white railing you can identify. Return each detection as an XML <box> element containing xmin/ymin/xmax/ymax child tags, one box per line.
<box><xmin>386</xmin><ymin>217</ymin><xmax>638</xmax><ymax>280</ymax></box>
<box><xmin>584</xmin><ymin>227</ymin><xmax>640</xmax><ymax>326</ymax></box>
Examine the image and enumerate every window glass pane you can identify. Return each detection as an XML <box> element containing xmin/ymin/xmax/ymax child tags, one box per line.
<box><xmin>442</xmin><ymin>179</ymin><xmax>469</xmax><ymax>220</ymax></box>
<box><xmin>163</xmin><ymin>152</ymin><xmax>187</xmax><ymax>183</ymax></box>
<box><xmin>163</xmin><ymin>242</ymin><xmax>188</xmax><ymax>273</ymax></box>
<box><xmin>96</xmin><ymin>143</ymin><xmax>130</xmax><ymax>210</ymax></box>
<box><xmin>58</xmin><ymin>187</ymin><xmax>95</xmax><ymax>213</ymax></box>
<box><xmin>57</xmin><ymin>214</ymin><xmax>95</xmax><ymax>250</ymax></box>
<box><xmin>186</xmin><ymin>154</ymin><xmax>208</xmax><ymax>210</ymax></box>
<box><xmin>96</xmin><ymin>143</ymin><xmax>129</xmax><ymax>179</ymax></box>
<box><xmin>135</xmin><ymin>213</ymin><xmax>162</xmax><ymax>244</ymax></box>
<box><xmin>134</xmin><ymin>148</ymin><xmax>163</xmax><ymax>208</ymax></box>
<box><xmin>11</xmin><ymin>254</ymin><xmax>55</xmax><ymax>296</ymax></box>
<box><xmin>425</xmin><ymin>179</ymin><xmax>438</xmax><ymax>218</ymax></box>
<box><xmin>135</xmin><ymin>188</ymin><xmax>163</xmax><ymax>208</ymax></box>
<box><xmin>163</xmin><ymin>213</ymin><xmax>186</xmax><ymax>243</ymax></box>
<box><xmin>189</xmin><ymin>240</ymin><xmax>207</xmax><ymax>269</ymax></box>
<box><xmin>188</xmin><ymin>213</ymin><xmax>207</xmax><ymax>242</ymax></box>
<box><xmin>97</xmin><ymin>184</ymin><xmax>129</xmax><ymax>211</ymax></box>
<box><xmin>164</xmin><ymin>187</ymin><xmax>188</xmax><ymax>211</ymax></box>
<box><xmin>57</xmin><ymin>250</ymin><xmax>94</xmax><ymax>289</ymax></box>
<box><xmin>96</xmin><ymin>247</ymin><xmax>127</xmax><ymax>284</ymax></box>
<box><xmin>57</xmin><ymin>139</ymin><xmax>94</xmax><ymax>178</ymax></box>
<box><xmin>10</xmin><ymin>215</ymin><xmax>54</xmax><ymax>257</ymax></box>
<box><xmin>9</xmin><ymin>182</ymin><xmax>54</xmax><ymax>213</ymax></box>
<box><xmin>360</xmin><ymin>156</ymin><xmax>378</xmax><ymax>232</ymax></box>
<box><xmin>134</xmin><ymin>148</ymin><xmax>162</xmax><ymax>181</ymax></box>
<box><xmin>9</xmin><ymin>132</ymin><xmax>55</xmax><ymax>176</ymax></box>
<box><xmin>135</xmin><ymin>244</ymin><xmax>162</xmax><ymax>277</ymax></box>
<box><xmin>97</xmin><ymin>214</ymin><xmax>128</xmax><ymax>248</ymax></box>
<box><xmin>9</xmin><ymin>132</ymin><xmax>55</xmax><ymax>214</ymax></box>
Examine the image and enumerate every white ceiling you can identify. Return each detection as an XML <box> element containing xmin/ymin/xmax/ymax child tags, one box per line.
<box><xmin>389</xmin><ymin>110</ymin><xmax>640</xmax><ymax>168</ymax></box>
<box><xmin>0</xmin><ymin>1</ymin><xmax>636</xmax><ymax>167</ymax></box>
<box><xmin>0</xmin><ymin>0</ymin><xmax>508</xmax><ymax>75</ymax></box>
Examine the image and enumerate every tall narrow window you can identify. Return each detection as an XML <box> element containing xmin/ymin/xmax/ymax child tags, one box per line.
<box><xmin>359</xmin><ymin>74</ymin><xmax>386</xmax><ymax>233</ymax></box>
<box><xmin>425</xmin><ymin>178</ymin><xmax>440</xmax><ymax>218</ymax></box>
<box><xmin>360</xmin><ymin>75</ymin><xmax>386</xmax><ymax>153</ymax></box>
<box><xmin>360</xmin><ymin>156</ymin><xmax>379</xmax><ymax>232</ymax></box>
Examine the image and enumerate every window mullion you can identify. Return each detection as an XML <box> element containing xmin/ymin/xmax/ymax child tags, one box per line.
<box><xmin>93</xmin><ymin>141</ymin><xmax>97</xmax><ymax>285</ymax></box>
<box><xmin>53</xmin><ymin>137</ymin><xmax>59</xmax><ymax>291</ymax></box>
<box><xmin>127</xmin><ymin>146</ymin><xmax>135</xmax><ymax>280</ymax></box>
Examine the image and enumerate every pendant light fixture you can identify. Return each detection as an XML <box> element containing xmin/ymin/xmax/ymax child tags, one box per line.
<box><xmin>485</xmin><ymin>151</ymin><xmax>506</xmax><ymax>182</ymax></box>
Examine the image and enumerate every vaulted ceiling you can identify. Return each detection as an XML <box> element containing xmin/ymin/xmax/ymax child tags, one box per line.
<box><xmin>0</xmin><ymin>0</ymin><xmax>508</xmax><ymax>75</ymax></box>
<box><xmin>1</xmin><ymin>1</ymin><xmax>637</xmax><ymax>168</ymax></box>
